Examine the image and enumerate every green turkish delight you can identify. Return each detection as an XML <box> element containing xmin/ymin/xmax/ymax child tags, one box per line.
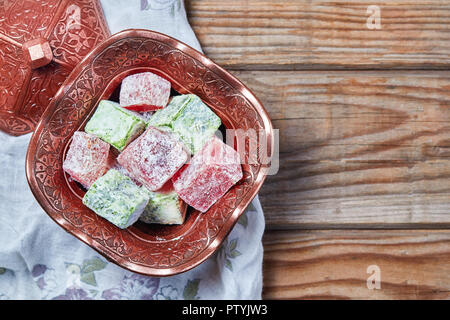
<box><xmin>140</xmin><ymin>183</ymin><xmax>186</xmax><ymax>225</ymax></box>
<box><xmin>147</xmin><ymin>94</ymin><xmax>191</xmax><ymax>128</ymax></box>
<box><xmin>85</xmin><ymin>100</ymin><xmax>146</xmax><ymax>151</ymax></box>
<box><xmin>148</xmin><ymin>94</ymin><xmax>221</xmax><ymax>154</ymax></box>
<box><xmin>82</xmin><ymin>169</ymin><xmax>149</xmax><ymax>229</ymax></box>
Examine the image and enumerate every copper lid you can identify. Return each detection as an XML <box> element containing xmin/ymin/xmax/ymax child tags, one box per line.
<box><xmin>0</xmin><ymin>0</ymin><xmax>110</xmax><ymax>136</ymax></box>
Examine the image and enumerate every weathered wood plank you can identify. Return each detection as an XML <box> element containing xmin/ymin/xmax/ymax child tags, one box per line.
<box><xmin>262</xmin><ymin>230</ymin><xmax>450</xmax><ymax>299</ymax></box>
<box><xmin>186</xmin><ymin>0</ymin><xmax>450</xmax><ymax>70</ymax></box>
<box><xmin>230</xmin><ymin>70</ymin><xmax>450</xmax><ymax>228</ymax></box>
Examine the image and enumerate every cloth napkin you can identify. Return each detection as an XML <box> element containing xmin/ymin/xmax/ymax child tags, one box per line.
<box><xmin>0</xmin><ymin>0</ymin><xmax>265</xmax><ymax>300</ymax></box>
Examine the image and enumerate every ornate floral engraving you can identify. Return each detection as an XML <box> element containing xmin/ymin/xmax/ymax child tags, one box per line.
<box><xmin>49</xmin><ymin>0</ymin><xmax>109</xmax><ymax>66</ymax></box>
<box><xmin>20</xmin><ymin>62</ymin><xmax>70</xmax><ymax>124</ymax></box>
<box><xmin>0</xmin><ymin>112</ymin><xmax>33</xmax><ymax>135</ymax></box>
<box><xmin>0</xmin><ymin>0</ymin><xmax>109</xmax><ymax>135</ymax></box>
<box><xmin>0</xmin><ymin>0</ymin><xmax>59</xmax><ymax>43</ymax></box>
<box><xmin>0</xmin><ymin>39</ymin><xmax>29</xmax><ymax>113</ymax></box>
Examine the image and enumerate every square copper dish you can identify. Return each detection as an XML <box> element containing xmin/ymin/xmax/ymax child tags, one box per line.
<box><xmin>25</xmin><ymin>29</ymin><xmax>273</xmax><ymax>276</ymax></box>
<box><xmin>0</xmin><ymin>0</ymin><xmax>109</xmax><ymax>136</ymax></box>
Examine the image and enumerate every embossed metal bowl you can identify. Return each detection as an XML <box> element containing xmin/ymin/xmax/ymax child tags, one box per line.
<box><xmin>25</xmin><ymin>29</ymin><xmax>273</xmax><ymax>276</ymax></box>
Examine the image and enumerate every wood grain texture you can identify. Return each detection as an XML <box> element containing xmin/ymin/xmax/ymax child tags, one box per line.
<box><xmin>231</xmin><ymin>70</ymin><xmax>450</xmax><ymax>228</ymax></box>
<box><xmin>185</xmin><ymin>1</ymin><xmax>450</xmax><ymax>300</ymax></box>
<box><xmin>186</xmin><ymin>0</ymin><xmax>450</xmax><ymax>70</ymax></box>
<box><xmin>262</xmin><ymin>230</ymin><xmax>450</xmax><ymax>299</ymax></box>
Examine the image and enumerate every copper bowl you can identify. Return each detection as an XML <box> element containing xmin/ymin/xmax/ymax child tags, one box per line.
<box><xmin>25</xmin><ymin>29</ymin><xmax>273</xmax><ymax>276</ymax></box>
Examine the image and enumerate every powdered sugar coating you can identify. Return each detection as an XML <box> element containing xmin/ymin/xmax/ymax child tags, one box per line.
<box><xmin>110</xmin><ymin>163</ymin><xmax>142</xmax><ymax>186</ymax></box>
<box><xmin>172</xmin><ymin>136</ymin><xmax>243</xmax><ymax>212</ymax></box>
<box><xmin>84</xmin><ymin>100</ymin><xmax>146</xmax><ymax>151</ymax></box>
<box><xmin>148</xmin><ymin>94</ymin><xmax>191</xmax><ymax>128</ymax></box>
<box><xmin>120</xmin><ymin>72</ymin><xmax>171</xmax><ymax>111</ymax></box>
<box><xmin>62</xmin><ymin>131</ymin><xmax>110</xmax><ymax>188</ymax></box>
<box><xmin>172</xmin><ymin>95</ymin><xmax>222</xmax><ymax>154</ymax></box>
<box><xmin>148</xmin><ymin>94</ymin><xmax>221</xmax><ymax>154</ymax></box>
<box><xmin>117</xmin><ymin>126</ymin><xmax>188</xmax><ymax>191</ymax></box>
<box><xmin>140</xmin><ymin>181</ymin><xmax>186</xmax><ymax>225</ymax></box>
<box><xmin>82</xmin><ymin>169</ymin><xmax>149</xmax><ymax>229</ymax></box>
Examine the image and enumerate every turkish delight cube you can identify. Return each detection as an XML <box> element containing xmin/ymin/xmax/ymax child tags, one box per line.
<box><xmin>172</xmin><ymin>95</ymin><xmax>222</xmax><ymax>154</ymax></box>
<box><xmin>148</xmin><ymin>94</ymin><xmax>221</xmax><ymax>154</ymax></box>
<box><xmin>62</xmin><ymin>131</ymin><xmax>111</xmax><ymax>188</ymax></box>
<box><xmin>140</xmin><ymin>181</ymin><xmax>187</xmax><ymax>225</ymax></box>
<box><xmin>117</xmin><ymin>126</ymin><xmax>188</xmax><ymax>191</ymax></box>
<box><xmin>82</xmin><ymin>169</ymin><xmax>149</xmax><ymax>229</ymax></box>
<box><xmin>172</xmin><ymin>136</ymin><xmax>243</xmax><ymax>212</ymax></box>
<box><xmin>147</xmin><ymin>94</ymin><xmax>191</xmax><ymax>128</ymax></box>
<box><xmin>84</xmin><ymin>100</ymin><xmax>146</xmax><ymax>151</ymax></box>
<box><xmin>120</xmin><ymin>72</ymin><xmax>171</xmax><ymax>112</ymax></box>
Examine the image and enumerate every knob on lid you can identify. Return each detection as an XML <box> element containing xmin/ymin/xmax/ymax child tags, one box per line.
<box><xmin>22</xmin><ymin>38</ymin><xmax>53</xmax><ymax>70</ymax></box>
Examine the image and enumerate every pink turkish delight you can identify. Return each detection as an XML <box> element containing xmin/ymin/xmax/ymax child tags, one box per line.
<box><xmin>63</xmin><ymin>131</ymin><xmax>111</xmax><ymax>188</ymax></box>
<box><xmin>172</xmin><ymin>136</ymin><xmax>243</xmax><ymax>212</ymax></box>
<box><xmin>117</xmin><ymin>126</ymin><xmax>188</xmax><ymax>191</ymax></box>
<box><xmin>120</xmin><ymin>72</ymin><xmax>171</xmax><ymax>112</ymax></box>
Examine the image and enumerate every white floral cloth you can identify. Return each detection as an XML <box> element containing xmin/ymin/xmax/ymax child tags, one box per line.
<box><xmin>0</xmin><ymin>0</ymin><xmax>265</xmax><ymax>300</ymax></box>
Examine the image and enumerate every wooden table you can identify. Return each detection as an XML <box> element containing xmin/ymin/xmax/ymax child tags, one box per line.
<box><xmin>186</xmin><ymin>0</ymin><xmax>450</xmax><ymax>299</ymax></box>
